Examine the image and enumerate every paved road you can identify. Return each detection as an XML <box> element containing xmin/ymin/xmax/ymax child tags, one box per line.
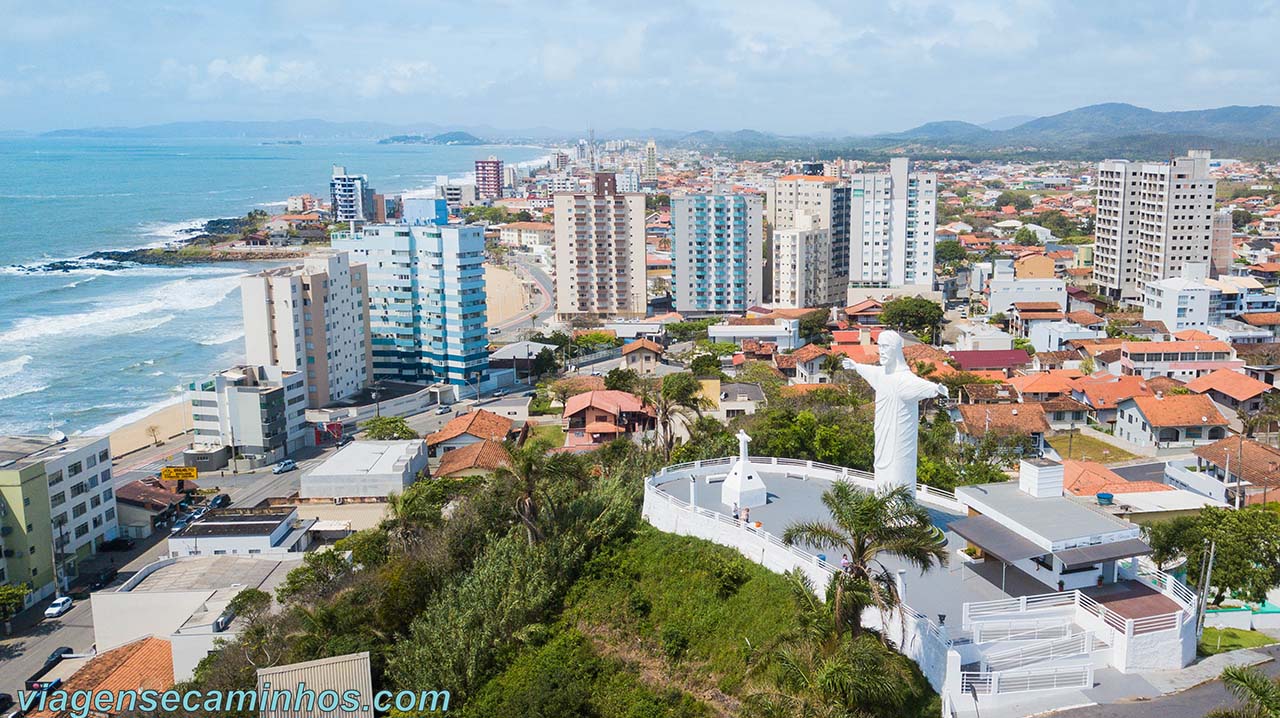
<box><xmin>492</xmin><ymin>256</ymin><xmax>554</xmax><ymax>335</ymax></box>
<box><xmin>0</xmin><ymin>536</ymin><xmax>170</xmax><ymax>696</ymax></box>
<box><xmin>1056</xmin><ymin>646</ymin><xmax>1280</xmax><ymax>717</ymax></box>
<box><xmin>1112</xmin><ymin>461</ymin><xmax>1168</xmax><ymax>484</ymax></box>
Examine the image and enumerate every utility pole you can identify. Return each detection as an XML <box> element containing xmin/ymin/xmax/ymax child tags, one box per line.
<box><xmin>1196</xmin><ymin>539</ymin><xmax>1217</xmax><ymax>635</ymax></box>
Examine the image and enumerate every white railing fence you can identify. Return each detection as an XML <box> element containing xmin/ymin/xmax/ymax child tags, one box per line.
<box><xmin>973</xmin><ymin>620</ymin><xmax>1074</xmax><ymax>644</ymax></box>
<box><xmin>963</xmin><ymin>586</ymin><xmax>1188</xmax><ymax>639</ymax></box>
<box><xmin>982</xmin><ymin>631</ymin><xmax>1092</xmax><ymax>672</ymax></box>
<box><xmin>961</xmin><ymin>665</ymin><xmax>1093</xmax><ymax>696</ymax></box>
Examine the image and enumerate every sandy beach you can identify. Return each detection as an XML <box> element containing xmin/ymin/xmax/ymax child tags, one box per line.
<box><xmin>97</xmin><ymin>400</ymin><xmax>193</xmax><ymax>458</ymax></box>
<box><xmin>485</xmin><ymin>263</ymin><xmax>530</xmax><ymax>326</ymax></box>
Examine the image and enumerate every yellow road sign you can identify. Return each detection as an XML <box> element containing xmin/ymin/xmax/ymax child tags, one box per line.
<box><xmin>161</xmin><ymin>466</ymin><xmax>198</xmax><ymax>482</ymax></box>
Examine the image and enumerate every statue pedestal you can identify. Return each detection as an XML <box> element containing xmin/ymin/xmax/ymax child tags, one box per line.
<box><xmin>721</xmin><ymin>430</ymin><xmax>768</xmax><ymax>509</ymax></box>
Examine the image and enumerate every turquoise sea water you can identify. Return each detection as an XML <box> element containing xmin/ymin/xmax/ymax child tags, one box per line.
<box><xmin>0</xmin><ymin>138</ymin><xmax>546</xmax><ymax>435</ymax></box>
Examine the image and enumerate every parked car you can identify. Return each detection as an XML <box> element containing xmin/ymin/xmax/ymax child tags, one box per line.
<box><xmin>337</xmin><ymin>434</ymin><xmax>354</xmax><ymax>447</ymax></box>
<box><xmin>435</xmin><ymin>406</ymin><xmax>451</xmax><ymax>415</ymax></box>
<box><xmin>272</xmin><ymin>459</ymin><xmax>297</xmax><ymax>474</ymax></box>
<box><xmin>210</xmin><ymin>493</ymin><xmax>231</xmax><ymax>509</ymax></box>
<box><xmin>170</xmin><ymin>518</ymin><xmax>189</xmax><ymax>534</ymax></box>
<box><xmin>0</xmin><ymin>693</ymin><xmax>13</xmax><ymax>714</ymax></box>
<box><xmin>523</xmin><ymin>390</ymin><xmax>538</xmax><ymax>397</ymax></box>
<box><xmin>98</xmin><ymin>537</ymin><xmax>135</xmax><ymax>552</ymax></box>
<box><xmin>489</xmin><ymin>327</ymin><xmax>502</xmax><ymax>335</ymax></box>
<box><xmin>494</xmin><ymin>389</ymin><xmax>508</xmax><ymax>397</ymax></box>
<box><xmin>90</xmin><ymin>569</ymin><xmax>118</xmax><ymax>591</ymax></box>
<box><xmin>46</xmin><ymin>646</ymin><xmax>73</xmax><ymax>663</ymax></box>
<box><xmin>43</xmin><ymin>598</ymin><xmax>73</xmax><ymax>619</ymax></box>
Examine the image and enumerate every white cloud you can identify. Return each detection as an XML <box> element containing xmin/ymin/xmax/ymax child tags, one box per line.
<box><xmin>206</xmin><ymin>55</ymin><xmax>314</xmax><ymax>91</ymax></box>
<box><xmin>359</xmin><ymin>61</ymin><xmax>440</xmax><ymax>97</ymax></box>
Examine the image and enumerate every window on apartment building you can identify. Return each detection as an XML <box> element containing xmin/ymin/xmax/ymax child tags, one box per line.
<box><xmin>74</xmin><ymin>523</ymin><xmax>89</xmax><ymax>538</ymax></box>
<box><xmin>90</xmin><ymin>496</ymin><xmax>101</xmax><ymax>509</ymax></box>
<box><xmin>98</xmin><ymin>449</ymin><xmax>109</xmax><ymax>463</ymax></box>
<box><xmin>70</xmin><ymin>482</ymin><xmax>87</xmax><ymax>497</ymax></box>
<box><xmin>47</xmin><ymin>470</ymin><xmax>63</xmax><ymax>486</ymax></box>
<box><xmin>50</xmin><ymin>492</ymin><xmax>66</xmax><ymax>508</ymax></box>
<box><xmin>102</xmin><ymin>488</ymin><xmax>112</xmax><ymax>501</ymax></box>
<box><xmin>68</xmin><ymin>461</ymin><xmax>82</xmax><ymax>477</ymax></box>
<box><xmin>105</xmin><ymin>508</ymin><xmax>115</xmax><ymax>521</ymax></box>
<box><xmin>72</xmin><ymin>503</ymin><xmax>87</xmax><ymax>518</ymax></box>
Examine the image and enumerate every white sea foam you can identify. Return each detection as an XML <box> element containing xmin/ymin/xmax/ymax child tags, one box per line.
<box><xmin>195</xmin><ymin>328</ymin><xmax>245</xmax><ymax>346</ymax></box>
<box><xmin>136</xmin><ymin>217</ymin><xmax>215</xmax><ymax>248</ymax></box>
<box><xmin>0</xmin><ymin>381</ymin><xmax>49</xmax><ymax>402</ymax></box>
<box><xmin>84</xmin><ymin>393</ymin><xmax>187</xmax><ymax>437</ymax></box>
<box><xmin>0</xmin><ymin>355</ymin><xmax>33</xmax><ymax>379</ymax></box>
<box><xmin>0</xmin><ymin>274</ymin><xmax>243</xmax><ymax>344</ymax></box>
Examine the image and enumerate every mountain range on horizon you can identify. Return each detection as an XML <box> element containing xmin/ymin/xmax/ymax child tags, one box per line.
<box><xmin>28</xmin><ymin>102</ymin><xmax>1280</xmax><ymax>160</ymax></box>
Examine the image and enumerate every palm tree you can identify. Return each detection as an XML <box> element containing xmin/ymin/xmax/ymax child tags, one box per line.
<box><xmin>647</xmin><ymin>391</ymin><xmax>697</xmax><ymax>461</ymax></box>
<box><xmin>1208</xmin><ymin>665</ymin><xmax>1280</xmax><ymax>717</ymax></box>
<box><xmin>820</xmin><ymin>353</ymin><xmax>846</xmax><ymax>384</ymax></box>
<box><xmin>745</xmin><ymin>572</ymin><xmax>919</xmax><ymax>718</ymax></box>
<box><xmin>1238</xmin><ymin>407</ymin><xmax>1265</xmax><ymax>439</ymax></box>
<box><xmin>782</xmin><ymin>483</ymin><xmax>947</xmax><ymax>637</ymax></box>
<box><xmin>492</xmin><ymin>439</ymin><xmax>582</xmax><ymax>544</ymax></box>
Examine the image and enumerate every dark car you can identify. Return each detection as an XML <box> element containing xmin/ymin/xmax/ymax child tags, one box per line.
<box><xmin>210</xmin><ymin>493</ymin><xmax>231</xmax><ymax>509</ymax></box>
<box><xmin>0</xmin><ymin>692</ymin><xmax>14</xmax><ymax>713</ymax></box>
<box><xmin>90</xmin><ymin>569</ymin><xmax>118</xmax><ymax>591</ymax></box>
<box><xmin>46</xmin><ymin>647</ymin><xmax>73</xmax><ymax>664</ymax></box>
<box><xmin>337</xmin><ymin>435</ymin><xmax>354</xmax><ymax>447</ymax></box>
<box><xmin>98</xmin><ymin>537</ymin><xmax>135</xmax><ymax>552</ymax></box>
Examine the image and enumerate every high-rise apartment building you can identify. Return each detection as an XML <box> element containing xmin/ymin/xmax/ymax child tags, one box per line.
<box><xmin>1094</xmin><ymin>150</ymin><xmax>1215</xmax><ymax>303</ymax></box>
<box><xmin>766</xmin><ymin>175</ymin><xmax>850</xmax><ymax>304</ymax></box>
<box><xmin>772</xmin><ymin>214</ymin><xmax>833</xmax><ymax>308</ymax></box>
<box><xmin>331</xmin><ymin>222</ymin><xmax>489</xmax><ymax>385</ymax></box>
<box><xmin>553</xmin><ymin>173</ymin><xmax>646</xmax><ymax>319</ymax></box>
<box><xmin>671</xmin><ymin>194</ymin><xmax>764</xmax><ymax>313</ymax></box>
<box><xmin>1</xmin><ymin>437</ymin><xmax>57</xmax><ymax>609</ymax></box>
<box><xmin>848</xmin><ymin>158</ymin><xmax>937</xmax><ymax>289</ymax></box>
<box><xmin>475</xmin><ymin>156</ymin><xmax>503</xmax><ymax>200</ymax></box>
<box><xmin>642</xmin><ymin>140</ymin><xmax>658</xmax><ymax>181</ymax></box>
<box><xmin>330</xmin><ymin>165</ymin><xmax>376</xmax><ymax>223</ymax></box>
<box><xmin>241</xmin><ymin>252</ymin><xmax>372</xmax><ymax>408</ymax></box>
<box><xmin>1210</xmin><ymin>210</ymin><xmax>1233</xmax><ymax>279</ymax></box>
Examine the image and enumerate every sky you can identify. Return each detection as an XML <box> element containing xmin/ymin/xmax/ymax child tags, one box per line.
<box><xmin>3</xmin><ymin>0</ymin><xmax>1279</xmax><ymax>135</ymax></box>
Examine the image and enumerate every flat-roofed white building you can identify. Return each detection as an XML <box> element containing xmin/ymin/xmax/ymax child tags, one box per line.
<box><xmin>188</xmin><ymin>364</ymin><xmax>309</xmax><ymax>464</ymax></box>
<box><xmin>302</xmin><ymin>440</ymin><xmax>428</xmax><ymax>499</ymax></box>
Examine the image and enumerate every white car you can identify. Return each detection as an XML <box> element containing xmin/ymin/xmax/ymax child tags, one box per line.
<box><xmin>44</xmin><ymin>597</ymin><xmax>73</xmax><ymax>618</ymax></box>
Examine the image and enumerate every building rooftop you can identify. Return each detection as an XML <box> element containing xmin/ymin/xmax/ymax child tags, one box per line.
<box><xmin>126</xmin><ymin>556</ymin><xmax>294</xmax><ymax>592</ymax></box>
<box><xmin>310</xmin><ymin>440</ymin><xmax>427</xmax><ymax>477</ymax></box>
<box><xmin>427</xmin><ymin>410</ymin><xmax>512</xmax><ymax>446</ymax></box>
<box><xmin>175</xmin><ymin>507</ymin><xmax>299</xmax><ymax>538</ymax></box>
<box><xmin>29</xmin><ymin>638</ymin><xmax>174</xmax><ymax>717</ymax></box>
<box><xmin>956</xmin><ymin>481</ymin><xmax>1134</xmax><ymax>543</ymax></box>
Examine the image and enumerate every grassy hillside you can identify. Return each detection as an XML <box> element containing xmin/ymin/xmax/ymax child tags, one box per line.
<box><xmin>463</xmin><ymin>526</ymin><xmax>938</xmax><ymax>717</ymax></box>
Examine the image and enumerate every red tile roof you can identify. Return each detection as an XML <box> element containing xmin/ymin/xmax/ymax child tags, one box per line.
<box><xmin>562</xmin><ymin>390</ymin><xmax>650</xmax><ymax>418</ymax></box>
<box><xmin>435</xmin><ymin>440</ymin><xmax>509</xmax><ymax>478</ymax></box>
<box><xmin>427</xmin><ymin>409</ymin><xmax>513</xmax><ymax>446</ymax></box>
<box><xmin>621</xmin><ymin>338</ymin><xmax>664</xmax><ymax>356</ymax></box>
<box><xmin>31</xmin><ymin>638</ymin><xmax>173</xmax><ymax>717</ymax></box>
<box><xmin>1063</xmin><ymin>460</ymin><xmax>1172</xmax><ymax>497</ymax></box>
<box><xmin>949</xmin><ymin>349</ymin><xmax>1032</xmax><ymax>371</ymax></box>
<box><xmin>1186</xmin><ymin>368</ymin><xmax>1272</xmax><ymax>402</ymax></box>
<box><xmin>955</xmin><ymin>403</ymin><xmax>1051</xmax><ymax>436</ymax></box>
<box><xmin>1128</xmin><ymin>394</ymin><xmax>1228</xmax><ymax>427</ymax></box>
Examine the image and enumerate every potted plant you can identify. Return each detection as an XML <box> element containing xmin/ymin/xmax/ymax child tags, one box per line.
<box><xmin>1057</xmin><ymin>579</ymin><xmax>1065</xmax><ymax>592</ymax></box>
<box><xmin>1096</xmin><ymin>575</ymin><xmax>1105</xmax><ymax>587</ymax></box>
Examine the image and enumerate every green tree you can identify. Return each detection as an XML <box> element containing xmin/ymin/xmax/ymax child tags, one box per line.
<box><xmin>798</xmin><ymin>309</ymin><xmax>830</xmax><ymax>339</ymax></box>
<box><xmin>1013</xmin><ymin>226</ymin><xmax>1041</xmax><ymax>246</ymax></box>
<box><xmin>531</xmin><ymin>347</ymin><xmax>559</xmax><ymax>377</ymax></box>
<box><xmin>1232</xmin><ymin>209</ymin><xmax>1257</xmax><ymax>230</ymax></box>
<box><xmin>1209</xmin><ymin>665</ymin><xmax>1280</xmax><ymax>718</ymax></box>
<box><xmin>782</xmin><ymin>484</ymin><xmax>947</xmax><ymax>636</ymax></box>
<box><xmin>276</xmin><ymin>551</ymin><xmax>354</xmax><ymax>604</ymax></box>
<box><xmin>1185</xmin><ymin>507</ymin><xmax>1280</xmax><ymax>605</ymax></box>
<box><xmin>361</xmin><ymin>416</ymin><xmax>418</xmax><ymax>440</ymax></box>
<box><xmin>492</xmin><ymin>440</ymin><xmax>584</xmax><ymax>545</ymax></box>
<box><xmin>604</xmin><ymin>367</ymin><xmax>642</xmax><ymax>393</ymax></box>
<box><xmin>689</xmin><ymin>353</ymin><xmax>724</xmax><ymax>378</ymax></box>
<box><xmin>660</xmin><ymin>372</ymin><xmax>708</xmax><ymax>414</ymax></box>
<box><xmin>934</xmin><ymin>240</ymin><xmax>967</xmax><ymax>264</ymax></box>
<box><xmin>1141</xmin><ymin>516</ymin><xmax>1199</xmax><ymax>571</ymax></box>
<box><xmin>995</xmin><ymin>191</ymin><xmax>1032</xmax><ymax>211</ymax></box>
<box><xmin>0</xmin><ymin>583</ymin><xmax>30</xmax><ymax>634</ymax></box>
<box><xmin>880</xmin><ymin>297</ymin><xmax>944</xmax><ymax>342</ymax></box>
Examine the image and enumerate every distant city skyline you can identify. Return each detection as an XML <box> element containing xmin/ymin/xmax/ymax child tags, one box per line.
<box><xmin>3</xmin><ymin>0</ymin><xmax>1278</xmax><ymax>134</ymax></box>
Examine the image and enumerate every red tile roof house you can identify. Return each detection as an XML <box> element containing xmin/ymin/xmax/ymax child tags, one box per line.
<box><xmin>774</xmin><ymin>343</ymin><xmax>835</xmax><ymax>384</ymax></box>
<box><xmin>426</xmin><ymin>409</ymin><xmax>519</xmax><ymax>458</ymax></box>
<box><xmin>561</xmin><ymin>390</ymin><xmax>656</xmax><ymax>450</ymax></box>
<box><xmin>949</xmin><ymin>349</ymin><xmax>1033</xmax><ymax>375</ymax></box>
<box><xmin>1114</xmin><ymin>394</ymin><xmax>1228</xmax><ymax>452</ymax></box>
<box><xmin>1119</xmin><ymin>340</ymin><xmax>1243</xmax><ymax>381</ymax></box>
<box><xmin>1186</xmin><ymin>367</ymin><xmax>1273</xmax><ymax>414</ymax></box>
<box><xmin>953</xmin><ymin>403</ymin><xmax>1052</xmax><ymax>455</ymax></box>
<box><xmin>1008</xmin><ymin>302</ymin><xmax>1065</xmax><ymax>338</ymax></box>
<box><xmin>621</xmin><ymin>338</ymin><xmax>664</xmax><ymax>375</ymax></box>
<box><xmin>1069</xmin><ymin>374</ymin><xmax>1154</xmax><ymax>428</ymax></box>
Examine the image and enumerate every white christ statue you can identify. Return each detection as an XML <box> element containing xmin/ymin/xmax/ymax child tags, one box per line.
<box><xmin>844</xmin><ymin>330</ymin><xmax>947</xmax><ymax>493</ymax></box>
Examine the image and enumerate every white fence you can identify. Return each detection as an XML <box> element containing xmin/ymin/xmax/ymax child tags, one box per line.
<box><xmin>961</xmin><ymin>664</ymin><xmax>1094</xmax><ymax>696</ymax></box>
<box><xmin>982</xmin><ymin>631</ymin><xmax>1092</xmax><ymax>672</ymax></box>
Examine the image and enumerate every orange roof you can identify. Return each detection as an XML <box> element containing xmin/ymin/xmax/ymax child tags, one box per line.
<box><xmin>1241</xmin><ymin>312</ymin><xmax>1280</xmax><ymax>327</ymax></box>
<box><xmin>844</xmin><ymin>299</ymin><xmax>884</xmax><ymax>314</ymax></box>
<box><xmin>427</xmin><ymin>409</ymin><xmax>513</xmax><ymax>446</ymax></box>
<box><xmin>1128</xmin><ymin>394</ymin><xmax>1228</xmax><ymax>427</ymax></box>
<box><xmin>1122</xmin><ymin>340</ymin><xmax>1232</xmax><ymax>354</ymax></box>
<box><xmin>583</xmin><ymin>421</ymin><xmax>625</xmax><ymax>433</ymax></box>
<box><xmin>779</xmin><ymin>174</ymin><xmax>840</xmax><ymax>182</ymax></box>
<box><xmin>31</xmin><ymin>638</ymin><xmax>173</xmax><ymax>717</ymax></box>
<box><xmin>1173</xmin><ymin>329</ymin><xmax>1216</xmax><ymax>341</ymax></box>
<box><xmin>955</xmin><ymin>403</ymin><xmax>1051</xmax><ymax>436</ymax></box>
<box><xmin>1192</xmin><ymin>437</ymin><xmax>1280</xmax><ymax>487</ymax></box>
<box><xmin>563</xmin><ymin>390</ymin><xmax>650</xmax><ymax>418</ymax></box>
<box><xmin>502</xmin><ymin>221</ymin><xmax>554</xmax><ymax>231</ymax></box>
<box><xmin>1066</xmin><ymin>310</ymin><xmax>1105</xmax><ymax>326</ymax></box>
<box><xmin>1071</xmin><ymin>374</ymin><xmax>1153</xmax><ymax>410</ymax></box>
<box><xmin>1012</xmin><ymin>301</ymin><xmax>1063</xmax><ymax>312</ymax></box>
<box><xmin>831</xmin><ymin>344</ymin><xmax>878</xmax><ymax>365</ymax></box>
<box><xmin>1063</xmin><ymin>460</ymin><xmax>1173</xmax><ymax>497</ymax></box>
<box><xmin>435</xmin><ymin>440</ymin><xmax>509</xmax><ymax>478</ymax></box>
<box><xmin>621</xmin><ymin>338</ymin><xmax>664</xmax><ymax>356</ymax></box>
<box><xmin>1186</xmin><ymin>368</ymin><xmax>1272</xmax><ymax>402</ymax></box>
<box><xmin>1008</xmin><ymin>372</ymin><xmax>1078</xmax><ymax>395</ymax></box>
<box><xmin>789</xmin><ymin>343</ymin><xmax>831</xmax><ymax>364</ymax></box>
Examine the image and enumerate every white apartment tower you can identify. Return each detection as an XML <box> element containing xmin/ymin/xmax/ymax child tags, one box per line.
<box><xmin>553</xmin><ymin>173</ymin><xmax>647</xmax><ymax>319</ymax></box>
<box><xmin>241</xmin><ymin>252</ymin><xmax>372</xmax><ymax>408</ymax></box>
<box><xmin>848</xmin><ymin>158</ymin><xmax>937</xmax><ymax>289</ymax></box>
<box><xmin>766</xmin><ymin>175</ymin><xmax>850</xmax><ymax>305</ymax></box>
<box><xmin>772</xmin><ymin>214</ymin><xmax>833</xmax><ymax>308</ymax></box>
<box><xmin>642</xmin><ymin>139</ymin><xmax>658</xmax><ymax>181</ymax></box>
<box><xmin>1094</xmin><ymin>150</ymin><xmax>1216</xmax><ymax>303</ymax></box>
<box><xmin>671</xmin><ymin>194</ymin><xmax>765</xmax><ymax>314</ymax></box>
<box><xmin>329</xmin><ymin>166</ymin><xmax>375</xmax><ymax>223</ymax></box>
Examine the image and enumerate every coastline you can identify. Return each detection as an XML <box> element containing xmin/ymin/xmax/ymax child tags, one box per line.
<box><xmin>92</xmin><ymin>398</ymin><xmax>192</xmax><ymax>458</ymax></box>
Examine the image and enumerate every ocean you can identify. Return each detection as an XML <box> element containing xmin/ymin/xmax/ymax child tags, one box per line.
<box><xmin>0</xmin><ymin>137</ymin><xmax>547</xmax><ymax>436</ymax></box>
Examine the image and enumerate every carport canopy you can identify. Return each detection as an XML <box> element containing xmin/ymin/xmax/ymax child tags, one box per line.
<box><xmin>1054</xmin><ymin>538</ymin><xmax>1152</xmax><ymax>570</ymax></box>
<box><xmin>948</xmin><ymin>514</ymin><xmax>1046</xmax><ymax>563</ymax></box>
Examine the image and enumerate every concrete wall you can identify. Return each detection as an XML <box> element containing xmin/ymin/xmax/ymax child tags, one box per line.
<box><xmin>91</xmin><ymin>589</ymin><xmax>212</xmax><ymax>653</ymax></box>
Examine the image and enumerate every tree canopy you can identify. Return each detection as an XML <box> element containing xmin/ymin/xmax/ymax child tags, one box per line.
<box><xmin>361</xmin><ymin>416</ymin><xmax>418</xmax><ymax>440</ymax></box>
<box><xmin>880</xmin><ymin>297</ymin><xmax>944</xmax><ymax>342</ymax></box>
